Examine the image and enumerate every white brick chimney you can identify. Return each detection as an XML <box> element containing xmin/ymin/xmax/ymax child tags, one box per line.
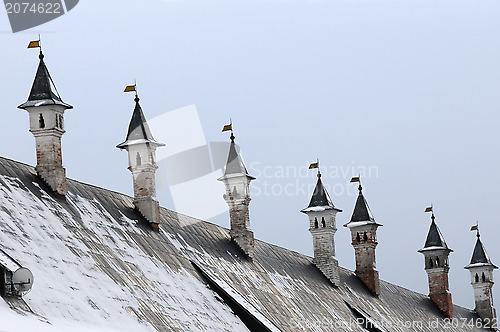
<box><xmin>465</xmin><ymin>229</ymin><xmax>497</xmax><ymax>323</ymax></box>
<box><xmin>344</xmin><ymin>182</ymin><xmax>382</xmax><ymax>296</ymax></box>
<box><xmin>117</xmin><ymin>93</ymin><xmax>164</xmax><ymax>228</ymax></box>
<box><xmin>18</xmin><ymin>50</ymin><xmax>72</xmax><ymax>195</ymax></box>
<box><xmin>418</xmin><ymin>212</ymin><xmax>453</xmax><ymax>318</ymax></box>
<box><xmin>301</xmin><ymin>171</ymin><xmax>342</xmax><ymax>286</ymax></box>
<box><xmin>218</xmin><ymin>132</ymin><xmax>255</xmax><ymax>259</ymax></box>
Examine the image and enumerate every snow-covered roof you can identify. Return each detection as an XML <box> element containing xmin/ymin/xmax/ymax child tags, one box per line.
<box><xmin>0</xmin><ymin>157</ymin><xmax>488</xmax><ymax>331</ymax></box>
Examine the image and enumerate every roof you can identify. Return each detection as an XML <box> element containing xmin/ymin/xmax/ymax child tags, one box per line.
<box><xmin>344</xmin><ymin>185</ymin><xmax>380</xmax><ymax>228</ymax></box>
<box><xmin>219</xmin><ymin>134</ymin><xmax>254</xmax><ymax>179</ymax></box>
<box><xmin>116</xmin><ymin>96</ymin><xmax>164</xmax><ymax>149</ymax></box>
<box><xmin>465</xmin><ymin>234</ymin><xmax>498</xmax><ymax>269</ymax></box>
<box><xmin>0</xmin><ymin>156</ymin><xmax>488</xmax><ymax>331</ymax></box>
<box><xmin>301</xmin><ymin>173</ymin><xmax>341</xmax><ymax>213</ymax></box>
<box><xmin>419</xmin><ymin>216</ymin><xmax>452</xmax><ymax>252</ymax></box>
<box><xmin>18</xmin><ymin>52</ymin><xmax>73</xmax><ymax>110</ymax></box>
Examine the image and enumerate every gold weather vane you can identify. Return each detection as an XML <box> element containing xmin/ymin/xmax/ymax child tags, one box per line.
<box><xmin>27</xmin><ymin>35</ymin><xmax>41</xmax><ymax>50</ymax></box>
<box><xmin>350</xmin><ymin>174</ymin><xmax>361</xmax><ymax>183</ymax></box>
<box><xmin>350</xmin><ymin>174</ymin><xmax>362</xmax><ymax>191</ymax></box>
<box><xmin>471</xmin><ymin>222</ymin><xmax>479</xmax><ymax>237</ymax></box>
<box><xmin>222</xmin><ymin>119</ymin><xmax>234</xmax><ymax>142</ymax></box>
<box><xmin>309</xmin><ymin>159</ymin><xmax>319</xmax><ymax>174</ymax></box>
<box><xmin>425</xmin><ymin>204</ymin><xmax>435</xmax><ymax>220</ymax></box>
<box><xmin>124</xmin><ymin>80</ymin><xmax>138</xmax><ymax>97</ymax></box>
<box><xmin>222</xmin><ymin>120</ymin><xmax>232</xmax><ymax>133</ymax></box>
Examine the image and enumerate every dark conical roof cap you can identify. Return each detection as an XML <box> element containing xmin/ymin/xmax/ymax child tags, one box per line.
<box><xmin>301</xmin><ymin>173</ymin><xmax>341</xmax><ymax>213</ymax></box>
<box><xmin>219</xmin><ymin>133</ymin><xmax>255</xmax><ymax>180</ymax></box>
<box><xmin>308</xmin><ymin>173</ymin><xmax>332</xmax><ymax>208</ymax></box>
<box><xmin>18</xmin><ymin>51</ymin><xmax>72</xmax><ymax>109</ymax></box>
<box><xmin>466</xmin><ymin>233</ymin><xmax>497</xmax><ymax>268</ymax></box>
<box><xmin>343</xmin><ymin>184</ymin><xmax>381</xmax><ymax>227</ymax></box>
<box><xmin>420</xmin><ymin>215</ymin><xmax>451</xmax><ymax>252</ymax></box>
<box><xmin>224</xmin><ymin>135</ymin><xmax>250</xmax><ymax>176</ymax></box>
<box><xmin>116</xmin><ymin>95</ymin><xmax>164</xmax><ymax>149</ymax></box>
<box><xmin>350</xmin><ymin>185</ymin><xmax>375</xmax><ymax>222</ymax></box>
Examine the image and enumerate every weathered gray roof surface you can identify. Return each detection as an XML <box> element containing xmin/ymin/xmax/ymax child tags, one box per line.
<box><xmin>0</xmin><ymin>156</ymin><xmax>488</xmax><ymax>331</ymax></box>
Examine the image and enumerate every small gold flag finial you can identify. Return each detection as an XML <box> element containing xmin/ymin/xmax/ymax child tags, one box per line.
<box><xmin>27</xmin><ymin>40</ymin><xmax>40</xmax><ymax>48</ymax></box>
<box><xmin>309</xmin><ymin>162</ymin><xmax>319</xmax><ymax>169</ymax></box>
<box><xmin>350</xmin><ymin>177</ymin><xmax>360</xmax><ymax>183</ymax></box>
<box><xmin>222</xmin><ymin>124</ymin><xmax>232</xmax><ymax>132</ymax></box>
<box><xmin>470</xmin><ymin>225</ymin><xmax>478</xmax><ymax>231</ymax></box>
<box><xmin>425</xmin><ymin>206</ymin><xmax>433</xmax><ymax>213</ymax></box>
<box><xmin>124</xmin><ymin>85</ymin><xmax>136</xmax><ymax>93</ymax></box>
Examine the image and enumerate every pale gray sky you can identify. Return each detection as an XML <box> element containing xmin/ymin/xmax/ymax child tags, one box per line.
<box><xmin>1</xmin><ymin>0</ymin><xmax>499</xmax><ymax>310</ymax></box>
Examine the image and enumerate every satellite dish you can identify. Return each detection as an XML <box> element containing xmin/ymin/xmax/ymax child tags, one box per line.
<box><xmin>12</xmin><ymin>267</ymin><xmax>34</xmax><ymax>295</ymax></box>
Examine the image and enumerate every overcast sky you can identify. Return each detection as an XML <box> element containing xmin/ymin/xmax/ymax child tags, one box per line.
<box><xmin>1</xmin><ymin>0</ymin><xmax>500</xmax><ymax>310</ymax></box>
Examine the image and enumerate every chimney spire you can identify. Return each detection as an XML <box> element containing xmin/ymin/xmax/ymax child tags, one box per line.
<box><xmin>465</xmin><ymin>225</ymin><xmax>497</xmax><ymax>322</ymax></box>
<box><xmin>117</xmin><ymin>86</ymin><xmax>165</xmax><ymax>228</ymax></box>
<box><xmin>18</xmin><ymin>44</ymin><xmax>72</xmax><ymax>195</ymax></box>
<box><xmin>344</xmin><ymin>177</ymin><xmax>382</xmax><ymax>296</ymax></box>
<box><xmin>218</xmin><ymin>123</ymin><xmax>256</xmax><ymax>259</ymax></box>
<box><xmin>301</xmin><ymin>162</ymin><xmax>342</xmax><ymax>286</ymax></box>
<box><xmin>418</xmin><ymin>207</ymin><xmax>453</xmax><ymax>318</ymax></box>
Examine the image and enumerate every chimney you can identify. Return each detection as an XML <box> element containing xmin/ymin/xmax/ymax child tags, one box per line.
<box><xmin>217</xmin><ymin>131</ymin><xmax>255</xmax><ymax>259</ymax></box>
<box><xmin>344</xmin><ymin>180</ymin><xmax>382</xmax><ymax>296</ymax></box>
<box><xmin>418</xmin><ymin>212</ymin><xmax>453</xmax><ymax>318</ymax></box>
<box><xmin>301</xmin><ymin>169</ymin><xmax>342</xmax><ymax>286</ymax></box>
<box><xmin>117</xmin><ymin>92</ymin><xmax>165</xmax><ymax>228</ymax></box>
<box><xmin>18</xmin><ymin>50</ymin><xmax>72</xmax><ymax>195</ymax></box>
<box><xmin>465</xmin><ymin>228</ymin><xmax>497</xmax><ymax>323</ymax></box>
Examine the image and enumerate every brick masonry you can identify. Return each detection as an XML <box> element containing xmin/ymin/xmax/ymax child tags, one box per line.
<box><xmin>468</xmin><ymin>266</ymin><xmax>497</xmax><ymax>323</ymax></box>
<box><xmin>349</xmin><ymin>224</ymin><xmax>380</xmax><ymax>296</ymax></box>
<box><xmin>427</xmin><ymin>268</ymin><xmax>453</xmax><ymax>318</ymax></box>
<box><xmin>228</xmin><ymin>195</ymin><xmax>254</xmax><ymax>259</ymax></box>
<box><xmin>307</xmin><ymin>211</ymin><xmax>340</xmax><ymax>286</ymax></box>
<box><xmin>128</xmin><ymin>146</ymin><xmax>161</xmax><ymax>225</ymax></box>
<box><xmin>28</xmin><ymin>106</ymin><xmax>68</xmax><ymax>195</ymax></box>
